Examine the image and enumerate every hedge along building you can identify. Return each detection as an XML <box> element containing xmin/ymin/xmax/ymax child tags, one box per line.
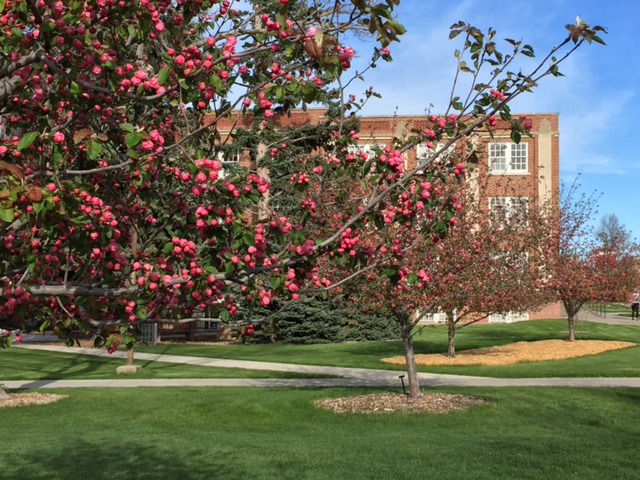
<box><xmin>205</xmin><ymin>109</ymin><xmax>563</xmax><ymax>324</ymax></box>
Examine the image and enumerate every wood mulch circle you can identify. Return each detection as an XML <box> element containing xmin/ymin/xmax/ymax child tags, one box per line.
<box><xmin>0</xmin><ymin>393</ymin><xmax>68</xmax><ymax>408</ymax></box>
<box><xmin>315</xmin><ymin>392</ymin><xmax>487</xmax><ymax>414</ymax></box>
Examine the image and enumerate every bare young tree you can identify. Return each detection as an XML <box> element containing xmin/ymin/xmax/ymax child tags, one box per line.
<box><xmin>595</xmin><ymin>214</ymin><xmax>632</xmax><ymax>252</ymax></box>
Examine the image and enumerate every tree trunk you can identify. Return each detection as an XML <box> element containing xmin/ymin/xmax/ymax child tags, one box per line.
<box><xmin>128</xmin><ymin>228</ymin><xmax>138</xmax><ymax>365</ymax></box>
<box><xmin>447</xmin><ymin>313</ymin><xmax>456</xmax><ymax>357</ymax></box>
<box><xmin>0</xmin><ymin>386</ymin><xmax>9</xmax><ymax>400</ymax></box>
<box><xmin>567</xmin><ymin>316</ymin><xmax>575</xmax><ymax>342</ymax></box>
<box><xmin>396</xmin><ymin>309</ymin><xmax>421</xmax><ymax>398</ymax></box>
<box><xmin>563</xmin><ymin>300</ymin><xmax>580</xmax><ymax>342</ymax></box>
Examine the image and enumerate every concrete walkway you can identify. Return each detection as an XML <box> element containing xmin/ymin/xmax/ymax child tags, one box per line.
<box><xmin>576</xmin><ymin>307</ymin><xmax>640</xmax><ymax>326</ymax></box>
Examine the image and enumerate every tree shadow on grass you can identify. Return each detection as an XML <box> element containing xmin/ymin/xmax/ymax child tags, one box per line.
<box><xmin>5</xmin><ymin>440</ymin><xmax>242</xmax><ymax>480</ymax></box>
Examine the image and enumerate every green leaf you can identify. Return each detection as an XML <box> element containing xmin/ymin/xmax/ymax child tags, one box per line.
<box><xmin>136</xmin><ymin>306</ymin><xmax>148</xmax><ymax>321</ymax></box>
<box><xmin>70</xmin><ymin>81</ymin><xmax>80</xmax><ymax>95</ymax></box>
<box><xmin>271</xmin><ymin>277</ymin><xmax>283</xmax><ymax>290</ymax></box>
<box><xmin>0</xmin><ymin>208</ymin><xmax>14</xmax><ymax>222</ymax></box>
<box><xmin>220</xmin><ymin>310</ymin><xmax>231</xmax><ymax>322</ymax></box>
<box><xmin>125</xmin><ymin>132</ymin><xmax>143</xmax><ymax>148</ymax></box>
<box><xmin>243</xmin><ymin>231</ymin><xmax>255</xmax><ymax>247</ymax></box>
<box><xmin>119</xmin><ymin>123</ymin><xmax>135</xmax><ymax>133</ymax></box>
<box><xmin>0</xmin><ymin>0</ymin><xmax>6</xmax><ymax>13</ymax></box>
<box><xmin>17</xmin><ymin>132</ymin><xmax>39</xmax><ymax>151</ymax></box>
<box><xmin>383</xmin><ymin>268</ymin><xmax>397</xmax><ymax>277</ymax></box>
<box><xmin>157</xmin><ymin>67</ymin><xmax>170</xmax><ymax>85</ymax></box>
<box><xmin>86</xmin><ymin>139</ymin><xmax>103</xmax><ymax>160</ymax></box>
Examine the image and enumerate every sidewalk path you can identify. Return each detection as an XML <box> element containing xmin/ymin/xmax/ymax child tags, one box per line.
<box><xmin>576</xmin><ymin>308</ymin><xmax>640</xmax><ymax>326</ymax></box>
<box><xmin>6</xmin><ymin>342</ymin><xmax>640</xmax><ymax>390</ymax></box>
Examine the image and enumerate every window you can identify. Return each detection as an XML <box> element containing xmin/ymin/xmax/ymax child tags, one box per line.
<box><xmin>488</xmin><ymin>311</ymin><xmax>529</xmax><ymax>323</ymax></box>
<box><xmin>347</xmin><ymin>144</ymin><xmax>385</xmax><ymax>160</ymax></box>
<box><xmin>217</xmin><ymin>150</ymin><xmax>241</xmax><ymax>179</ymax></box>
<box><xmin>488</xmin><ymin>142</ymin><xmax>528</xmax><ymax>174</ymax></box>
<box><xmin>416</xmin><ymin>311</ymin><xmax>446</xmax><ymax>323</ymax></box>
<box><xmin>489</xmin><ymin>196</ymin><xmax>529</xmax><ymax>224</ymax></box>
<box><xmin>415</xmin><ymin>309</ymin><xmax>455</xmax><ymax>324</ymax></box>
<box><xmin>414</xmin><ymin>142</ymin><xmax>455</xmax><ymax>173</ymax></box>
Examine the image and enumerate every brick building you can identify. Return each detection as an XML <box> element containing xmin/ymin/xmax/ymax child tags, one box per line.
<box><xmin>209</xmin><ymin>109</ymin><xmax>564</xmax><ymax>322</ymax></box>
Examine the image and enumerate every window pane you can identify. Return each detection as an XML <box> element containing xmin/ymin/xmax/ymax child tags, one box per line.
<box><xmin>510</xmin><ymin>143</ymin><xmax>528</xmax><ymax>171</ymax></box>
<box><xmin>489</xmin><ymin>143</ymin><xmax>507</xmax><ymax>171</ymax></box>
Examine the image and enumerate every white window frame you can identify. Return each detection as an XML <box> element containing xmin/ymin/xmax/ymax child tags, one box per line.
<box><xmin>488</xmin><ymin>311</ymin><xmax>529</xmax><ymax>323</ymax></box>
<box><xmin>488</xmin><ymin>142</ymin><xmax>528</xmax><ymax>174</ymax></box>
<box><xmin>415</xmin><ymin>309</ymin><xmax>455</xmax><ymax>324</ymax></box>
<box><xmin>347</xmin><ymin>144</ymin><xmax>385</xmax><ymax>160</ymax></box>
<box><xmin>414</xmin><ymin>142</ymin><xmax>455</xmax><ymax>174</ymax></box>
<box><xmin>217</xmin><ymin>150</ymin><xmax>241</xmax><ymax>179</ymax></box>
<box><xmin>489</xmin><ymin>196</ymin><xmax>529</xmax><ymax>224</ymax></box>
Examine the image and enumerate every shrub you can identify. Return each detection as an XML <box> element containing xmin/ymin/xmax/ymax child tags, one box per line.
<box><xmin>239</xmin><ymin>297</ymin><xmax>399</xmax><ymax>345</ymax></box>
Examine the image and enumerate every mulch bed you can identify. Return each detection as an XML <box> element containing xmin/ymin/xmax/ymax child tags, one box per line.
<box><xmin>315</xmin><ymin>392</ymin><xmax>487</xmax><ymax>414</ymax></box>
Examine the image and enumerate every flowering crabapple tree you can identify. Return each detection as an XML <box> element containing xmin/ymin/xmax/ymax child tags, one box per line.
<box><xmin>0</xmin><ymin>0</ymin><xmax>605</xmax><ymax>390</ymax></box>
<box><xmin>590</xmin><ymin>243</ymin><xmax>640</xmax><ymax>308</ymax></box>
<box><xmin>0</xmin><ymin>0</ymin><xmax>408</xmax><ymax>352</ymax></box>
<box><xmin>412</xmin><ymin>177</ymin><xmax>554</xmax><ymax>358</ymax></box>
<box><xmin>543</xmin><ymin>178</ymin><xmax>634</xmax><ymax>341</ymax></box>
<box><xmin>591</xmin><ymin>214</ymin><xmax>640</xmax><ymax>308</ymax></box>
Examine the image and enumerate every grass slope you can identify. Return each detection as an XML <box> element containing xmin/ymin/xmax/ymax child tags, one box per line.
<box><xmin>3</xmin><ymin>387</ymin><xmax>640</xmax><ymax>480</ymax></box>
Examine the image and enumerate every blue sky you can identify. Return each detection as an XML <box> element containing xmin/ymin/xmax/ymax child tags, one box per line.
<box><xmin>345</xmin><ymin>0</ymin><xmax>640</xmax><ymax>240</ymax></box>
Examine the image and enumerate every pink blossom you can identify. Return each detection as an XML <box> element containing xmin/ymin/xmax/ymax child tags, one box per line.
<box><xmin>141</xmin><ymin>140</ymin><xmax>154</xmax><ymax>151</ymax></box>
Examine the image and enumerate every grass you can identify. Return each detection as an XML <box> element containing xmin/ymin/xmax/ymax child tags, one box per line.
<box><xmin>134</xmin><ymin>319</ymin><xmax>640</xmax><ymax>378</ymax></box>
<box><xmin>0</xmin><ymin>348</ymin><xmax>329</xmax><ymax>380</ymax></box>
<box><xmin>3</xmin><ymin>386</ymin><xmax>640</xmax><ymax>479</ymax></box>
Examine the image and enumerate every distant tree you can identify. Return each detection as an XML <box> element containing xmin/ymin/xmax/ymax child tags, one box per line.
<box><xmin>595</xmin><ymin>214</ymin><xmax>632</xmax><ymax>251</ymax></box>
<box><xmin>591</xmin><ymin>215</ymin><xmax>639</xmax><ymax>306</ymax></box>
<box><xmin>544</xmin><ymin>179</ymin><xmax>633</xmax><ymax>341</ymax></box>
<box><xmin>590</xmin><ymin>246</ymin><xmax>640</xmax><ymax>306</ymax></box>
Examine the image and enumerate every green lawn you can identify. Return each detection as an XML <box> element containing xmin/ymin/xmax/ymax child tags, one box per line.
<box><xmin>135</xmin><ymin>320</ymin><xmax>640</xmax><ymax>378</ymax></box>
<box><xmin>0</xmin><ymin>348</ymin><xmax>329</xmax><ymax>380</ymax></box>
<box><xmin>3</xmin><ymin>386</ymin><xmax>640</xmax><ymax>480</ymax></box>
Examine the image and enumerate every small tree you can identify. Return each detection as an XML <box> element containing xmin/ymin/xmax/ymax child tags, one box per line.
<box><xmin>546</xmin><ymin>179</ymin><xmax>601</xmax><ymax>341</ymax></box>
<box><xmin>423</xmin><ymin>184</ymin><xmax>553</xmax><ymax>357</ymax></box>
<box><xmin>590</xmin><ymin>234</ymin><xmax>640</xmax><ymax>308</ymax></box>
